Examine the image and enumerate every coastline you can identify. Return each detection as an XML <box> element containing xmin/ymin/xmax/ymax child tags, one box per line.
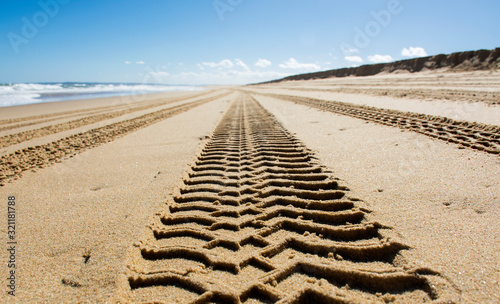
<box><xmin>0</xmin><ymin>83</ymin><xmax>205</xmax><ymax>108</ymax></box>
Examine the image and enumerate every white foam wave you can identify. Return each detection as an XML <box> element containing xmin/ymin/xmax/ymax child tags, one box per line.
<box><xmin>0</xmin><ymin>83</ymin><xmax>204</xmax><ymax>107</ymax></box>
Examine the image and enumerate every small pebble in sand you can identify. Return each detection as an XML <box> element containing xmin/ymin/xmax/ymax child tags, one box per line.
<box><xmin>382</xmin><ymin>294</ymin><xmax>396</xmax><ymax>302</ymax></box>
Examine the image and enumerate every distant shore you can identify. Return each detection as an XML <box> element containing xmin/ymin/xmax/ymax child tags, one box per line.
<box><xmin>0</xmin><ymin>82</ymin><xmax>204</xmax><ymax>108</ymax></box>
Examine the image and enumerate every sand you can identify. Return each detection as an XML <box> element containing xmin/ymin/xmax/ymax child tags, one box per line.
<box><xmin>0</xmin><ymin>70</ymin><xmax>499</xmax><ymax>303</ymax></box>
<box><xmin>1</xmin><ymin>91</ymin><xmax>232</xmax><ymax>303</ymax></box>
<box><xmin>255</xmin><ymin>94</ymin><xmax>499</xmax><ymax>303</ymax></box>
<box><xmin>249</xmin><ymin>70</ymin><xmax>500</xmax><ymax>125</ymax></box>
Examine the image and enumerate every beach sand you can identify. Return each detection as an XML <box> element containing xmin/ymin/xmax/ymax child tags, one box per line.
<box><xmin>0</xmin><ymin>70</ymin><xmax>498</xmax><ymax>303</ymax></box>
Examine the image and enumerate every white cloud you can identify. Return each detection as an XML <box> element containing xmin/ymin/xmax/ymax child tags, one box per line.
<box><xmin>343</xmin><ymin>47</ymin><xmax>359</xmax><ymax>54</ymax></box>
<box><xmin>368</xmin><ymin>54</ymin><xmax>394</xmax><ymax>63</ymax></box>
<box><xmin>201</xmin><ymin>59</ymin><xmax>234</xmax><ymax>69</ymax></box>
<box><xmin>139</xmin><ymin>66</ymin><xmax>170</xmax><ymax>83</ymax></box>
<box><xmin>255</xmin><ymin>58</ymin><xmax>272</xmax><ymax>68</ymax></box>
<box><xmin>125</xmin><ymin>61</ymin><xmax>131</xmax><ymax>64</ymax></box>
<box><xmin>218</xmin><ymin>59</ymin><xmax>233</xmax><ymax>68</ymax></box>
<box><xmin>401</xmin><ymin>47</ymin><xmax>428</xmax><ymax>57</ymax></box>
<box><xmin>162</xmin><ymin>69</ymin><xmax>289</xmax><ymax>85</ymax></box>
<box><xmin>136</xmin><ymin>61</ymin><xmax>145</xmax><ymax>65</ymax></box>
<box><xmin>201</xmin><ymin>62</ymin><xmax>216</xmax><ymax>68</ymax></box>
<box><xmin>149</xmin><ymin>71</ymin><xmax>169</xmax><ymax>77</ymax></box>
<box><xmin>140</xmin><ymin>71</ymin><xmax>170</xmax><ymax>84</ymax></box>
<box><xmin>235</xmin><ymin>59</ymin><xmax>249</xmax><ymax>70</ymax></box>
<box><xmin>279</xmin><ymin>58</ymin><xmax>321</xmax><ymax>70</ymax></box>
<box><xmin>344</xmin><ymin>56</ymin><xmax>363</xmax><ymax>63</ymax></box>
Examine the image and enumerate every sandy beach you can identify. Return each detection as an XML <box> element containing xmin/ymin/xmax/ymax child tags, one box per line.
<box><xmin>1</xmin><ymin>70</ymin><xmax>499</xmax><ymax>303</ymax></box>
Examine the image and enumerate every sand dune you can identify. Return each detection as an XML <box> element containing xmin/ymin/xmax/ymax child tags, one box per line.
<box><xmin>259</xmin><ymin>48</ymin><xmax>500</xmax><ymax>83</ymax></box>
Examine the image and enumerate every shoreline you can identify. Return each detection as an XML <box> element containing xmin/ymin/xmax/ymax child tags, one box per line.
<box><xmin>0</xmin><ymin>83</ymin><xmax>206</xmax><ymax>109</ymax></box>
<box><xmin>0</xmin><ymin>90</ymin><xmax>209</xmax><ymax>120</ymax></box>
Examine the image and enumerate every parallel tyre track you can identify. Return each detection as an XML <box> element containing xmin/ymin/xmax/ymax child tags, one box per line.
<box><xmin>0</xmin><ymin>107</ymin><xmax>119</xmax><ymax>132</ymax></box>
<box><xmin>278</xmin><ymin>87</ymin><xmax>500</xmax><ymax>105</ymax></box>
<box><xmin>0</xmin><ymin>91</ymin><xmax>208</xmax><ymax>127</ymax></box>
<box><xmin>0</xmin><ymin>91</ymin><xmax>231</xmax><ymax>186</ymax></box>
<box><xmin>249</xmin><ymin>92</ymin><xmax>500</xmax><ymax>155</ymax></box>
<box><xmin>0</xmin><ymin>91</ymin><xmax>211</xmax><ymax>148</ymax></box>
<box><xmin>118</xmin><ymin>93</ymin><xmax>458</xmax><ymax>303</ymax></box>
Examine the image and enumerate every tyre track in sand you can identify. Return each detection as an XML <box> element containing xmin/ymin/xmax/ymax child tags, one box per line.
<box><xmin>269</xmin><ymin>87</ymin><xmax>500</xmax><ymax>105</ymax></box>
<box><xmin>0</xmin><ymin>91</ymin><xmax>231</xmax><ymax>186</ymax></box>
<box><xmin>0</xmin><ymin>104</ymin><xmax>120</xmax><ymax>126</ymax></box>
<box><xmin>0</xmin><ymin>91</ymin><xmax>209</xmax><ymax>127</ymax></box>
<box><xmin>118</xmin><ymin>93</ymin><xmax>459</xmax><ymax>303</ymax></box>
<box><xmin>0</xmin><ymin>100</ymin><xmax>155</xmax><ymax>132</ymax></box>
<box><xmin>0</xmin><ymin>91</ymin><xmax>212</xmax><ymax>148</ymax></box>
<box><xmin>248</xmin><ymin>92</ymin><xmax>500</xmax><ymax>155</ymax></box>
<box><xmin>0</xmin><ymin>107</ymin><xmax>119</xmax><ymax>133</ymax></box>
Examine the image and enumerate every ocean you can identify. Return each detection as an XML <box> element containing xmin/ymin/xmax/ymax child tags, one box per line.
<box><xmin>0</xmin><ymin>82</ymin><xmax>204</xmax><ymax>107</ymax></box>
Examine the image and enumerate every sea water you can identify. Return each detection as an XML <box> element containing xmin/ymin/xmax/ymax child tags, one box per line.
<box><xmin>0</xmin><ymin>82</ymin><xmax>204</xmax><ymax>107</ymax></box>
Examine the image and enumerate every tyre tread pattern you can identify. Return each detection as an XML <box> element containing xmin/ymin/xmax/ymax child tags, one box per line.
<box><xmin>119</xmin><ymin>94</ymin><xmax>458</xmax><ymax>303</ymax></box>
<box><xmin>251</xmin><ymin>92</ymin><xmax>500</xmax><ymax>155</ymax></box>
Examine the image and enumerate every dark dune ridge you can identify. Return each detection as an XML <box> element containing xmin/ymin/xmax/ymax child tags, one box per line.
<box><xmin>257</xmin><ymin>48</ymin><xmax>500</xmax><ymax>84</ymax></box>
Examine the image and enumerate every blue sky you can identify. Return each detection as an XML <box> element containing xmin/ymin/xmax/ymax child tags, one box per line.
<box><xmin>1</xmin><ymin>0</ymin><xmax>499</xmax><ymax>85</ymax></box>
